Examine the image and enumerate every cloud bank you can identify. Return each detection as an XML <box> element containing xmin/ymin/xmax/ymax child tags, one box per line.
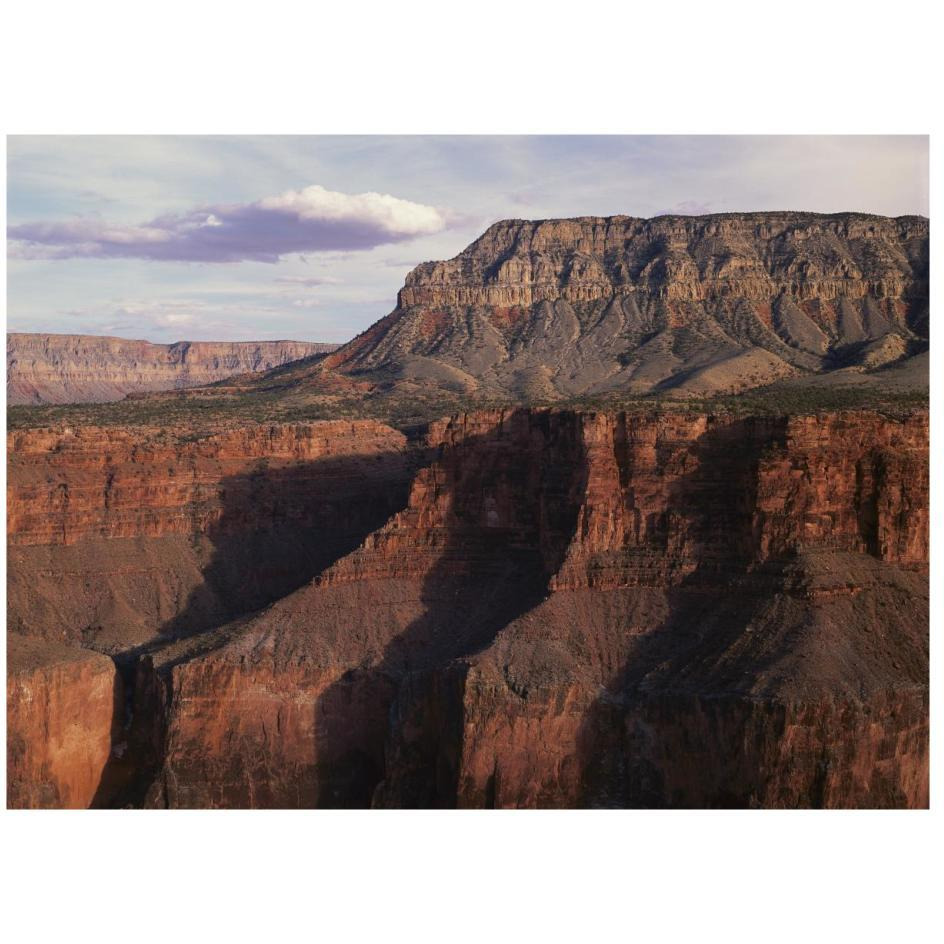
<box><xmin>8</xmin><ymin>184</ymin><xmax>448</xmax><ymax>263</ymax></box>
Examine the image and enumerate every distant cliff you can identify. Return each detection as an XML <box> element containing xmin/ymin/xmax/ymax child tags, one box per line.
<box><xmin>326</xmin><ymin>212</ymin><xmax>929</xmax><ymax>398</ymax></box>
<box><xmin>7</xmin><ymin>333</ymin><xmax>337</xmax><ymax>404</ymax></box>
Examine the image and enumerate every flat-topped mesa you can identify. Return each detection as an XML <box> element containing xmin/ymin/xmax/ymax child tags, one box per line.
<box><xmin>398</xmin><ymin>214</ymin><xmax>929</xmax><ymax>308</ymax></box>
<box><xmin>328</xmin><ymin>213</ymin><xmax>928</xmax><ymax>399</ymax></box>
<box><xmin>7</xmin><ymin>333</ymin><xmax>337</xmax><ymax>405</ymax></box>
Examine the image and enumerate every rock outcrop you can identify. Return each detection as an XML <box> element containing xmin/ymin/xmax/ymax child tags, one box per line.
<box><xmin>323</xmin><ymin>213</ymin><xmax>929</xmax><ymax>398</ymax></box>
<box><xmin>7</xmin><ymin>635</ymin><xmax>121</xmax><ymax>809</ymax></box>
<box><xmin>6</xmin><ymin>421</ymin><xmax>414</xmax><ymax>654</ymax></box>
<box><xmin>7</xmin><ymin>333</ymin><xmax>336</xmax><ymax>404</ymax></box>
<box><xmin>58</xmin><ymin>407</ymin><xmax>925</xmax><ymax>810</ymax></box>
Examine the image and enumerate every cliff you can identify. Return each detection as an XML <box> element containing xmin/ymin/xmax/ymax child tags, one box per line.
<box><xmin>40</xmin><ymin>407</ymin><xmax>921</xmax><ymax>810</ymax></box>
<box><xmin>7</xmin><ymin>333</ymin><xmax>336</xmax><ymax>404</ymax></box>
<box><xmin>6</xmin><ymin>420</ymin><xmax>414</xmax><ymax>654</ymax></box>
<box><xmin>7</xmin><ymin>635</ymin><xmax>121</xmax><ymax>809</ymax></box>
<box><xmin>7</xmin><ymin>421</ymin><xmax>409</xmax><ymax>547</ymax></box>
<box><xmin>6</xmin><ymin>408</ymin><xmax>928</xmax><ymax>808</ymax></box>
<box><xmin>324</xmin><ymin>213</ymin><xmax>929</xmax><ymax>399</ymax></box>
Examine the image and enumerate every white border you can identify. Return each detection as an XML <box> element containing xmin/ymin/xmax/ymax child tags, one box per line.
<box><xmin>2</xmin><ymin>2</ymin><xmax>940</xmax><ymax>942</ymax></box>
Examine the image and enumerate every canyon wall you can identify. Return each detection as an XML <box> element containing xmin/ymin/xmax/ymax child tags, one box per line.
<box><xmin>6</xmin><ymin>408</ymin><xmax>929</xmax><ymax>808</ymax></box>
<box><xmin>7</xmin><ymin>421</ymin><xmax>414</xmax><ymax>660</ymax></box>
<box><xmin>57</xmin><ymin>407</ymin><xmax>925</xmax><ymax>809</ymax></box>
<box><xmin>7</xmin><ymin>636</ymin><xmax>121</xmax><ymax>809</ymax></box>
<box><xmin>7</xmin><ymin>418</ymin><xmax>418</xmax><ymax>807</ymax></box>
<box><xmin>7</xmin><ymin>333</ymin><xmax>336</xmax><ymax>404</ymax></box>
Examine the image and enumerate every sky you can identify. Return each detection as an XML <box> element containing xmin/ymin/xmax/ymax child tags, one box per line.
<box><xmin>6</xmin><ymin>135</ymin><xmax>929</xmax><ymax>345</ymax></box>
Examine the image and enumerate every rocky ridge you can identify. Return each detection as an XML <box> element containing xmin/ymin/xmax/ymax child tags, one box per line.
<box><xmin>323</xmin><ymin>213</ymin><xmax>929</xmax><ymax>400</ymax></box>
<box><xmin>7</xmin><ymin>333</ymin><xmax>336</xmax><ymax>405</ymax></box>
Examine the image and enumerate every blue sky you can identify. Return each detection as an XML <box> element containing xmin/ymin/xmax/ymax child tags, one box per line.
<box><xmin>6</xmin><ymin>135</ymin><xmax>929</xmax><ymax>344</ymax></box>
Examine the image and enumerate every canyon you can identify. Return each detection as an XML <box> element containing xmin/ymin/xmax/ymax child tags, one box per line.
<box><xmin>5</xmin><ymin>212</ymin><xmax>930</xmax><ymax>809</ymax></box>
<box><xmin>6</xmin><ymin>408</ymin><xmax>929</xmax><ymax>808</ymax></box>
<box><xmin>6</xmin><ymin>333</ymin><xmax>336</xmax><ymax>405</ymax></box>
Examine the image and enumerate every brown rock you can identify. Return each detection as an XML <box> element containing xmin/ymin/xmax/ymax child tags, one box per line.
<box><xmin>110</xmin><ymin>408</ymin><xmax>927</xmax><ymax>809</ymax></box>
<box><xmin>7</xmin><ymin>333</ymin><xmax>336</xmax><ymax>405</ymax></box>
<box><xmin>7</xmin><ymin>636</ymin><xmax>121</xmax><ymax>808</ymax></box>
<box><xmin>7</xmin><ymin>420</ymin><xmax>414</xmax><ymax>653</ymax></box>
<box><xmin>321</xmin><ymin>213</ymin><xmax>928</xmax><ymax>399</ymax></box>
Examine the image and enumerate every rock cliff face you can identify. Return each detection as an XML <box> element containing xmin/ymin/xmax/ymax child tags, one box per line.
<box><xmin>7</xmin><ymin>421</ymin><xmax>409</xmax><ymax>548</ymax></box>
<box><xmin>325</xmin><ymin>213</ymin><xmax>928</xmax><ymax>397</ymax></box>
<box><xmin>6</xmin><ymin>421</ymin><xmax>414</xmax><ymax>654</ymax></box>
<box><xmin>7</xmin><ymin>636</ymin><xmax>121</xmax><ymax>809</ymax></box>
<box><xmin>7</xmin><ymin>333</ymin><xmax>336</xmax><ymax>404</ymax></box>
<box><xmin>44</xmin><ymin>407</ymin><xmax>922</xmax><ymax>810</ymax></box>
<box><xmin>6</xmin><ymin>419</ymin><xmax>420</xmax><ymax>808</ymax></box>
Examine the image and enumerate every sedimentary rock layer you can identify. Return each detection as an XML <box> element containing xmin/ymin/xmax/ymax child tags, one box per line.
<box><xmin>85</xmin><ymin>408</ymin><xmax>926</xmax><ymax>810</ymax></box>
<box><xmin>7</xmin><ymin>421</ymin><xmax>414</xmax><ymax>653</ymax></box>
<box><xmin>7</xmin><ymin>333</ymin><xmax>335</xmax><ymax>404</ymax></box>
<box><xmin>7</xmin><ymin>635</ymin><xmax>121</xmax><ymax>809</ymax></box>
<box><xmin>7</xmin><ymin>421</ymin><xmax>408</xmax><ymax>547</ymax></box>
<box><xmin>323</xmin><ymin>213</ymin><xmax>928</xmax><ymax>397</ymax></box>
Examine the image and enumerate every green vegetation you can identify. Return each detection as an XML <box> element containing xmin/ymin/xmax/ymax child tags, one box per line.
<box><xmin>7</xmin><ymin>378</ymin><xmax>927</xmax><ymax>438</ymax></box>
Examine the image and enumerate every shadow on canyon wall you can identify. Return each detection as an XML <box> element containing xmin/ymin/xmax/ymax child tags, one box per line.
<box><xmin>572</xmin><ymin>415</ymin><xmax>926</xmax><ymax>808</ymax></box>
<box><xmin>93</xmin><ymin>447</ymin><xmax>419</xmax><ymax>807</ymax></box>
<box><xmin>574</xmin><ymin>416</ymin><xmax>791</xmax><ymax>808</ymax></box>
<box><xmin>90</xmin><ymin>411</ymin><xmax>927</xmax><ymax>808</ymax></box>
<box><xmin>312</xmin><ymin>410</ymin><xmax>589</xmax><ymax>808</ymax></box>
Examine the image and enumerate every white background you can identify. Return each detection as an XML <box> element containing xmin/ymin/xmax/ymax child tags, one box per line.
<box><xmin>1</xmin><ymin>2</ymin><xmax>940</xmax><ymax>942</ymax></box>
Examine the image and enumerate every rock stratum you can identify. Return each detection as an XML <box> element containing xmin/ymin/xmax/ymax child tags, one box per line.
<box><xmin>7</xmin><ymin>408</ymin><xmax>928</xmax><ymax>808</ymax></box>
<box><xmin>7</xmin><ymin>333</ymin><xmax>336</xmax><ymax>405</ymax></box>
<box><xmin>318</xmin><ymin>212</ymin><xmax>928</xmax><ymax>400</ymax></box>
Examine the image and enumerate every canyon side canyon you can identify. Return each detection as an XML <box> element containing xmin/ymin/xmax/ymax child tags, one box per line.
<box><xmin>6</xmin><ymin>212</ymin><xmax>930</xmax><ymax>808</ymax></box>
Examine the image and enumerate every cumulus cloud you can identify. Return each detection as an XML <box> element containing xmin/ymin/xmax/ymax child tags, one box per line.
<box><xmin>8</xmin><ymin>184</ymin><xmax>449</xmax><ymax>263</ymax></box>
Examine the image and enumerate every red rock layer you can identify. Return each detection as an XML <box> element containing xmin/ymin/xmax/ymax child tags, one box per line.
<box><xmin>121</xmin><ymin>408</ymin><xmax>927</xmax><ymax>809</ymax></box>
<box><xmin>7</xmin><ymin>333</ymin><xmax>335</xmax><ymax>405</ymax></box>
<box><xmin>7</xmin><ymin>636</ymin><xmax>121</xmax><ymax>809</ymax></box>
<box><xmin>7</xmin><ymin>421</ymin><xmax>406</xmax><ymax>546</ymax></box>
<box><xmin>7</xmin><ymin>421</ymin><xmax>415</xmax><ymax>656</ymax></box>
<box><xmin>552</xmin><ymin>409</ymin><xmax>928</xmax><ymax>591</ymax></box>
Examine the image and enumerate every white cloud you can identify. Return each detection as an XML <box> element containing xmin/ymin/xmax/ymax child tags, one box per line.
<box><xmin>258</xmin><ymin>184</ymin><xmax>444</xmax><ymax>237</ymax></box>
<box><xmin>9</xmin><ymin>183</ymin><xmax>451</xmax><ymax>263</ymax></box>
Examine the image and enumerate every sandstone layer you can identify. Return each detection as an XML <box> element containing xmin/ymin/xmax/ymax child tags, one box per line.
<box><xmin>7</xmin><ymin>333</ymin><xmax>336</xmax><ymax>404</ymax></box>
<box><xmin>7</xmin><ymin>421</ymin><xmax>414</xmax><ymax>654</ymax></box>
<box><xmin>7</xmin><ymin>635</ymin><xmax>121</xmax><ymax>809</ymax></box>
<box><xmin>320</xmin><ymin>213</ymin><xmax>928</xmax><ymax>399</ymax></box>
<box><xmin>6</xmin><ymin>408</ymin><xmax>929</xmax><ymax>808</ymax></box>
<box><xmin>19</xmin><ymin>407</ymin><xmax>915</xmax><ymax>810</ymax></box>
